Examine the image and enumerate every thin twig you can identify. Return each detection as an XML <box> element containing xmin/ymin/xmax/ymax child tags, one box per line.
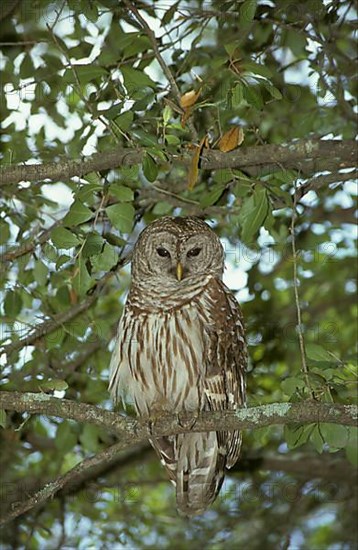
<box><xmin>297</xmin><ymin>169</ymin><xmax>356</xmax><ymax>199</ymax></box>
<box><xmin>1</xmin><ymin>220</ymin><xmax>62</xmax><ymax>263</ymax></box>
<box><xmin>47</xmin><ymin>25</ymin><xmax>121</xmax><ymax>144</ymax></box>
<box><xmin>290</xmin><ymin>185</ymin><xmax>314</xmax><ymax>397</ymax></box>
<box><xmin>123</xmin><ymin>1</ymin><xmax>181</xmax><ymax>100</ymax></box>
<box><xmin>123</xmin><ymin>0</ymin><xmax>198</xmax><ymax>141</ymax></box>
<box><xmin>0</xmin><ymin>261</ymin><xmax>125</xmax><ymax>358</ymax></box>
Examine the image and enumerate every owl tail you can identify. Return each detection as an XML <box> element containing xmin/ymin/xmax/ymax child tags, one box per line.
<box><xmin>151</xmin><ymin>432</ymin><xmax>227</xmax><ymax>517</ymax></box>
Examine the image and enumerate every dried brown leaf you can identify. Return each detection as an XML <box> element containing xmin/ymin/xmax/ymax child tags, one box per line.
<box><xmin>187</xmin><ymin>135</ymin><xmax>207</xmax><ymax>191</ymax></box>
<box><xmin>180</xmin><ymin>88</ymin><xmax>201</xmax><ymax>109</ymax></box>
<box><xmin>218</xmin><ymin>126</ymin><xmax>245</xmax><ymax>152</ymax></box>
<box><xmin>181</xmin><ymin>107</ymin><xmax>192</xmax><ymax>128</ymax></box>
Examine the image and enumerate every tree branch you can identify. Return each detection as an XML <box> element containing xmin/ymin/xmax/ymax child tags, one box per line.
<box><xmin>1</xmin><ymin>220</ymin><xmax>61</xmax><ymax>263</ymax></box>
<box><xmin>290</xmin><ymin>186</ymin><xmax>313</xmax><ymax>396</ymax></box>
<box><xmin>0</xmin><ymin>139</ymin><xmax>355</xmax><ymax>187</ymax></box>
<box><xmin>1</xmin><ymin>294</ymin><xmax>98</xmax><ymax>358</ymax></box>
<box><xmin>0</xmin><ymin>441</ymin><xmax>143</xmax><ymax>526</ymax></box>
<box><xmin>297</xmin><ymin>169</ymin><xmax>357</xmax><ymax>198</ymax></box>
<box><xmin>0</xmin><ymin>392</ymin><xmax>356</xmax><ymax>441</ymax></box>
<box><xmin>238</xmin><ymin>452</ymin><xmax>357</xmax><ymax>483</ymax></box>
<box><xmin>1</xmin><ymin>264</ymin><xmax>125</xmax><ymax>359</ymax></box>
<box><xmin>123</xmin><ymin>1</ymin><xmax>181</xmax><ymax>102</ymax></box>
<box><xmin>123</xmin><ymin>0</ymin><xmax>198</xmax><ymax>141</ymax></box>
<box><xmin>0</xmin><ymin>391</ymin><xmax>356</xmax><ymax>525</ymax></box>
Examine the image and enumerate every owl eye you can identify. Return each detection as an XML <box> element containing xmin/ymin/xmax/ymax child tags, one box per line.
<box><xmin>156</xmin><ymin>247</ymin><xmax>171</xmax><ymax>258</ymax></box>
<box><xmin>187</xmin><ymin>247</ymin><xmax>201</xmax><ymax>258</ymax></box>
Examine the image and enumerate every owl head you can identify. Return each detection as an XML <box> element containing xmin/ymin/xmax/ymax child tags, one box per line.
<box><xmin>131</xmin><ymin>216</ymin><xmax>224</xmax><ymax>283</ymax></box>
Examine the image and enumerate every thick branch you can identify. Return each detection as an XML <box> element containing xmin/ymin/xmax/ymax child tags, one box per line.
<box><xmin>0</xmin><ymin>441</ymin><xmax>142</xmax><ymax>526</ymax></box>
<box><xmin>242</xmin><ymin>453</ymin><xmax>357</xmax><ymax>483</ymax></box>
<box><xmin>0</xmin><ymin>392</ymin><xmax>356</xmax><ymax>444</ymax></box>
<box><xmin>0</xmin><ymin>139</ymin><xmax>355</xmax><ymax>187</ymax></box>
<box><xmin>0</xmin><ymin>392</ymin><xmax>356</xmax><ymax>525</ymax></box>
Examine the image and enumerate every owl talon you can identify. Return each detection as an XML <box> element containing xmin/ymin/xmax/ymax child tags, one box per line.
<box><xmin>177</xmin><ymin>412</ymin><xmax>197</xmax><ymax>430</ymax></box>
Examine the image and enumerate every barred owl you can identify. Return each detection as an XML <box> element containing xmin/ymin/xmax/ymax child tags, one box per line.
<box><xmin>109</xmin><ymin>216</ymin><xmax>247</xmax><ymax>516</ymax></box>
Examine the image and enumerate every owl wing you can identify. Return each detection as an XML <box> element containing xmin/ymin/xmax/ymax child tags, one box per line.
<box><xmin>203</xmin><ymin>278</ymin><xmax>247</xmax><ymax>468</ymax></box>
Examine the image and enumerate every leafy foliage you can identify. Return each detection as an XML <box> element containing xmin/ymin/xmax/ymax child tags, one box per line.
<box><xmin>0</xmin><ymin>0</ymin><xmax>356</xmax><ymax>548</ymax></box>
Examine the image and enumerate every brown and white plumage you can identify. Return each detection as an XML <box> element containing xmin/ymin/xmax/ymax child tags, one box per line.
<box><xmin>109</xmin><ymin>216</ymin><xmax>247</xmax><ymax>516</ymax></box>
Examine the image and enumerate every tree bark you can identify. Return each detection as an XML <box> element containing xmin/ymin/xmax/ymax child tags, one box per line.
<box><xmin>0</xmin><ymin>139</ymin><xmax>355</xmax><ymax>187</ymax></box>
<box><xmin>0</xmin><ymin>391</ymin><xmax>356</xmax><ymax>526</ymax></box>
<box><xmin>0</xmin><ymin>392</ymin><xmax>356</xmax><ymax>443</ymax></box>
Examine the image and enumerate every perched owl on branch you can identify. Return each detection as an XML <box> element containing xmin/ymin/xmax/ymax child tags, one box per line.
<box><xmin>109</xmin><ymin>216</ymin><xmax>247</xmax><ymax>516</ymax></box>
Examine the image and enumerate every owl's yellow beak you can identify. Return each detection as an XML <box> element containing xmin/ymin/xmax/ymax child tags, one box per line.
<box><xmin>176</xmin><ymin>262</ymin><xmax>183</xmax><ymax>281</ymax></box>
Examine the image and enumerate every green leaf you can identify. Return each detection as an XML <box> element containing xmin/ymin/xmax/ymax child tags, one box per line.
<box><xmin>346</xmin><ymin>427</ymin><xmax>358</xmax><ymax>466</ymax></box>
<box><xmin>243</xmin><ymin>85</ymin><xmax>263</xmax><ymax>109</ymax></box>
<box><xmin>0</xmin><ymin>220</ymin><xmax>10</xmax><ymax>244</ymax></box>
<box><xmin>320</xmin><ymin>423</ymin><xmax>349</xmax><ymax>450</ymax></box>
<box><xmin>106</xmin><ymin>203</ymin><xmax>134</xmax><ymax>234</ymax></box>
<box><xmin>4</xmin><ymin>290</ymin><xmax>23</xmax><ymax>317</ymax></box>
<box><xmin>239</xmin><ymin>0</ymin><xmax>257</xmax><ymax>29</ymax></box>
<box><xmin>116</xmin><ymin>32</ymin><xmax>151</xmax><ymax>58</ymax></box>
<box><xmin>20</xmin><ymin>54</ymin><xmax>34</xmax><ymax>79</ymax></box>
<box><xmin>152</xmin><ymin>201</ymin><xmax>173</xmax><ymax>215</ymax></box>
<box><xmin>242</xmin><ymin>61</ymin><xmax>272</xmax><ymax>78</ymax></box>
<box><xmin>284</xmin><ymin>424</ymin><xmax>311</xmax><ymax>450</ymax></box>
<box><xmin>33</xmin><ymin>260</ymin><xmax>48</xmax><ymax>286</ymax></box>
<box><xmin>82</xmin><ymin>233</ymin><xmax>104</xmax><ymax>258</ymax></box>
<box><xmin>239</xmin><ymin>187</ymin><xmax>269</xmax><ymax>243</ymax></box>
<box><xmin>63</xmin><ymin>201</ymin><xmax>93</xmax><ymax>226</ymax></box>
<box><xmin>200</xmin><ymin>184</ymin><xmax>226</xmax><ymax>208</ymax></box>
<box><xmin>60</xmin><ymin>451</ymin><xmax>82</xmax><ymax>473</ymax></box>
<box><xmin>142</xmin><ymin>153</ymin><xmax>158</xmax><ymax>182</ymax></box>
<box><xmin>83</xmin><ymin>173</ymin><xmax>102</xmax><ymax>186</ymax></box>
<box><xmin>165</xmin><ymin>134</ymin><xmax>180</xmax><ymax>145</ymax></box>
<box><xmin>113</xmin><ymin>110</ymin><xmax>134</xmax><ymax>132</ymax></box>
<box><xmin>105</xmin><ymin>103</ymin><xmax>123</xmax><ymax>121</ymax></box>
<box><xmin>224</xmin><ymin>43</ymin><xmax>238</xmax><ymax>57</ymax></box>
<box><xmin>77</xmin><ymin>183</ymin><xmax>102</xmax><ymax>204</ymax></box>
<box><xmin>232</xmin><ymin>84</ymin><xmax>244</xmax><ymax>107</ymax></box>
<box><xmin>91</xmin><ymin>243</ymin><xmax>117</xmax><ymax>271</ymax></box>
<box><xmin>63</xmin><ymin>65</ymin><xmax>106</xmax><ymax>85</ymax></box>
<box><xmin>64</xmin><ymin>318</ymin><xmax>87</xmax><ymax>338</ymax></box>
<box><xmin>161</xmin><ymin>1</ymin><xmax>179</xmax><ymax>25</ymax></box>
<box><xmin>283</xmin><ymin>29</ymin><xmax>307</xmax><ymax>57</ymax></box>
<box><xmin>55</xmin><ymin>421</ymin><xmax>77</xmax><ymax>453</ymax></box>
<box><xmin>281</xmin><ymin>377</ymin><xmax>305</xmax><ymax>396</ymax></box>
<box><xmin>121</xmin><ymin>66</ymin><xmax>156</xmax><ymax>93</ymax></box>
<box><xmin>79</xmin><ymin>424</ymin><xmax>100</xmax><ymax>453</ymax></box>
<box><xmin>306</xmin><ymin>343</ymin><xmax>334</xmax><ymax>362</ymax></box>
<box><xmin>51</xmin><ymin>227</ymin><xmax>80</xmax><ymax>249</ymax></box>
<box><xmin>263</xmin><ymin>81</ymin><xmax>283</xmax><ymax>100</ymax></box>
<box><xmin>271</xmin><ymin>169</ymin><xmax>297</xmax><ymax>184</ymax></box>
<box><xmin>109</xmin><ymin>184</ymin><xmax>134</xmax><ymax>202</ymax></box>
<box><xmin>310</xmin><ymin>425</ymin><xmax>325</xmax><ymax>453</ymax></box>
<box><xmin>72</xmin><ymin>257</ymin><xmax>92</xmax><ymax>296</ymax></box>
<box><xmin>213</xmin><ymin>169</ymin><xmax>233</xmax><ymax>184</ymax></box>
<box><xmin>163</xmin><ymin>105</ymin><xmax>172</xmax><ymax>125</ymax></box>
<box><xmin>0</xmin><ymin>409</ymin><xmax>7</xmax><ymax>429</ymax></box>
